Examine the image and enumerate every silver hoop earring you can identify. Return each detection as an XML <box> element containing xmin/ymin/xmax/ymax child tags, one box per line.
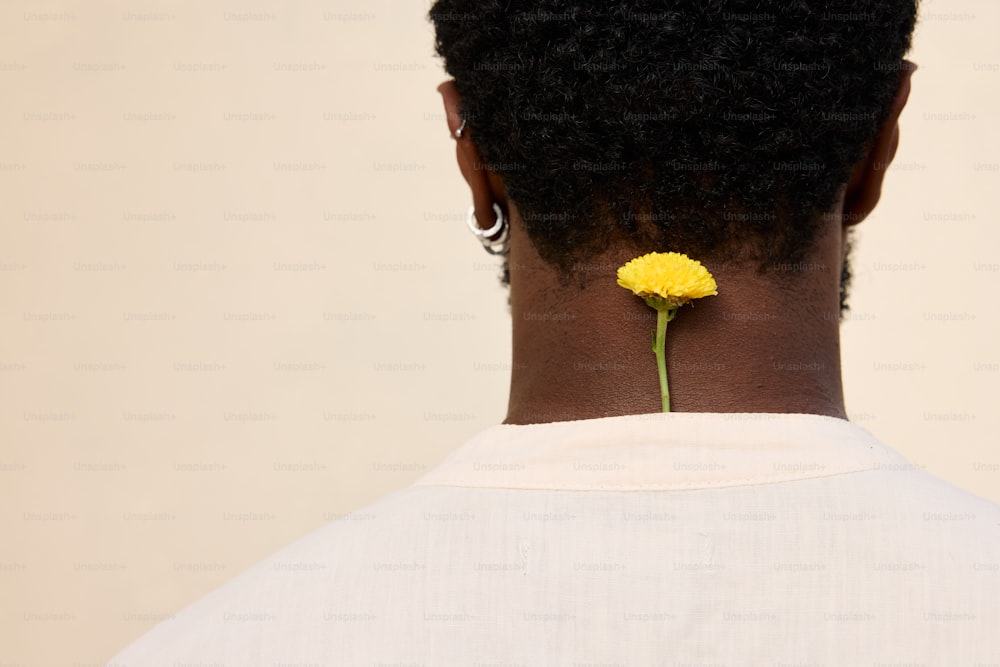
<box><xmin>465</xmin><ymin>203</ymin><xmax>510</xmax><ymax>255</ymax></box>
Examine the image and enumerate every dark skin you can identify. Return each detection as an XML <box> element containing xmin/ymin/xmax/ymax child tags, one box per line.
<box><xmin>438</xmin><ymin>61</ymin><xmax>916</xmax><ymax>425</ymax></box>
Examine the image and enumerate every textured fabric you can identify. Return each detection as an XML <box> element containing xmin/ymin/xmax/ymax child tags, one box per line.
<box><xmin>105</xmin><ymin>412</ymin><xmax>1000</xmax><ymax>665</ymax></box>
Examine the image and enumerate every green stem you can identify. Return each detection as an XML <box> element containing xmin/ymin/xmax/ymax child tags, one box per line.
<box><xmin>653</xmin><ymin>308</ymin><xmax>674</xmax><ymax>412</ymax></box>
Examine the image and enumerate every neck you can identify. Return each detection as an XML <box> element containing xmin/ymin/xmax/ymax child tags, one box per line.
<box><xmin>503</xmin><ymin>217</ymin><xmax>848</xmax><ymax>425</ymax></box>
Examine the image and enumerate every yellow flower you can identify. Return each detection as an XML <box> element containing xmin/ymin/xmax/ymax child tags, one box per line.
<box><xmin>617</xmin><ymin>251</ymin><xmax>718</xmax><ymax>411</ymax></box>
<box><xmin>616</xmin><ymin>251</ymin><xmax>718</xmax><ymax>308</ymax></box>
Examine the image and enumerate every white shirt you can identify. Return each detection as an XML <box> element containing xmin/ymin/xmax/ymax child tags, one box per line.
<box><xmin>105</xmin><ymin>412</ymin><xmax>1000</xmax><ymax>665</ymax></box>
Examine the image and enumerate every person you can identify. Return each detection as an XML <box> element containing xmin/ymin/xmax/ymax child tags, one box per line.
<box><xmin>105</xmin><ymin>1</ymin><xmax>1000</xmax><ymax>664</ymax></box>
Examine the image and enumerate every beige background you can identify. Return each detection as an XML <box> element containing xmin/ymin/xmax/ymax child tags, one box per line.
<box><xmin>0</xmin><ymin>0</ymin><xmax>997</xmax><ymax>663</ymax></box>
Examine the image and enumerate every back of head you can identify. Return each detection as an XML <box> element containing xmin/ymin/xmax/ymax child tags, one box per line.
<box><xmin>429</xmin><ymin>1</ymin><xmax>918</xmax><ymax>279</ymax></box>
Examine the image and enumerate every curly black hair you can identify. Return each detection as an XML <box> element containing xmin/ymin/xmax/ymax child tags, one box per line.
<box><xmin>429</xmin><ymin>1</ymin><xmax>917</xmax><ymax>284</ymax></box>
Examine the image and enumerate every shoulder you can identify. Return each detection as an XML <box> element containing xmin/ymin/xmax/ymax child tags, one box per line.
<box><xmin>103</xmin><ymin>484</ymin><xmax>430</xmax><ymax>666</ymax></box>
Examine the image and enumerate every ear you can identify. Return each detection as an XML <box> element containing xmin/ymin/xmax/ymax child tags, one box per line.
<box><xmin>841</xmin><ymin>60</ymin><xmax>917</xmax><ymax>226</ymax></box>
<box><xmin>437</xmin><ymin>80</ymin><xmax>507</xmax><ymax>232</ymax></box>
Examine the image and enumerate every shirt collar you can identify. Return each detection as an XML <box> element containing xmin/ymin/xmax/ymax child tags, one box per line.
<box><xmin>409</xmin><ymin>412</ymin><xmax>913</xmax><ymax>491</ymax></box>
